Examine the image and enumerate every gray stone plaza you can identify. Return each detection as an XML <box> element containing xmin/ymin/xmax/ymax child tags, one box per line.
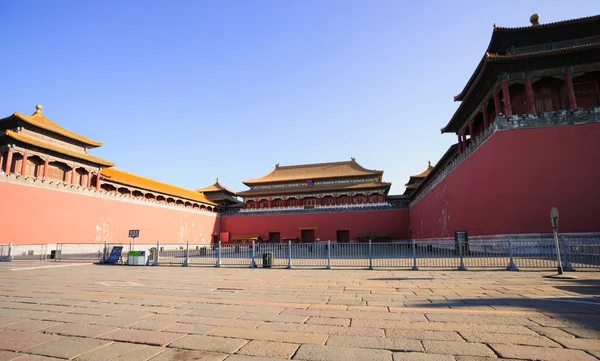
<box><xmin>0</xmin><ymin>262</ymin><xmax>599</xmax><ymax>360</ymax></box>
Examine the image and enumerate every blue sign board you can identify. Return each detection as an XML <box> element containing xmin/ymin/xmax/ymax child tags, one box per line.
<box><xmin>129</xmin><ymin>230</ymin><xmax>140</xmax><ymax>238</ymax></box>
<box><xmin>105</xmin><ymin>246</ymin><xmax>123</xmax><ymax>264</ymax></box>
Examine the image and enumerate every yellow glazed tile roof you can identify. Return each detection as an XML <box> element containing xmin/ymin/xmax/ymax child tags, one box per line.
<box><xmin>8</xmin><ymin>105</ymin><xmax>103</xmax><ymax>147</ymax></box>
<box><xmin>411</xmin><ymin>161</ymin><xmax>434</xmax><ymax>178</ymax></box>
<box><xmin>237</xmin><ymin>181</ymin><xmax>390</xmax><ymax>197</ymax></box>
<box><xmin>195</xmin><ymin>178</ymin><xmax>237</xmax><ymax>195</ymax></box>
<box><xmin>243</xmin><ymin>159</ymin><xmax>383</xmax><ymax>185</ymax></box>
<box><xmin>100</xmin><ymin>168</ymin><xmax>216</xmax><ymax>205</ymax></box>
<box><xmin>4</xmin><ymin>130</ymin><xmax>115</xmax><ymax>167</ymax></box>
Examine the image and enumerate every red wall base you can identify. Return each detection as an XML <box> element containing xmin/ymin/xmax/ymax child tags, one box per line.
<box><xmin>0</xmin><ymin>181</ymin><xmax>219</xmax><ymax>244</ymax></box>
<box><xmin>410</xmin><ymin>123</ymin><xmax>600</xmax><ymax>239</ymax></box>
<box><xmin>221</xmin><ymin>209</ymin><xmax>409</xmax><ymax>242</ymax></box>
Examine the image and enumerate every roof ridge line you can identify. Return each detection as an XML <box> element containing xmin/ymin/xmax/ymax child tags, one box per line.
<box><xmin>276</xmin><ymin>160</ymin><xmax>353</xmax><ymax>169</ymax></box>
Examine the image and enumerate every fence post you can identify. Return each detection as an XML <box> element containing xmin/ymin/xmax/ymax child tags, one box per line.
<box><xmin>129</xmin><ymin>240</ymin><xmax>133</xmax><ymax>252</ymax></box>
<box><xmin>458</xmin><ymin>238</ymin><xmax>467</xmax><ymax>271</ymax></box>
<box><xmin>368</xmin><ymin>239</ymin><xmax>373</xmax><ymax>270</ymax></box>
<box><xmin>54</xmin><ymin>244</ymin><xmax>59</xmax><ymax>262</ymax></box>
<box><xmin>287</xmin><ymin>241</ymin><xmax>292</xmax><ymax>269</ymax></box>
<box><xmin>506</xmin><ymin>237</ymin><xmax>519</xmax><ymax>271</ymax></box>
<box><xmin>327</xmin><ymin>240</ymin><xmax>331</xmax><ymax>269</ymax></box>
<box><xmin>412</xmin><ymin>239</ymin><xmax>419</xmax><ymax>271</ymax></box>
<box><xmin>216</xmin><ymin>241</ymin><xmax>221</xmax><ymax>267</ymax></box>
<box><xmin>561</xmin><ymin>237</ymin><xmax>575</xmax><ymax>272</ymax></box>
<box><xmin>183</xmin><ymin>241</ymin><xmax>189</xmax><ymax>267</ymax></box>
<box><xmin>250</xmin><ymin>241</ymin><xmax>257</xmax><ymax>268</ymax></box>
<box><xmin>7</xmin><ymin>243</ymin><xmax>12</xmax><ymax>262</ymax></box>
<box><xmin>101</xmin><ymin>241</ymin><xmax>108</xmax><ymax>264</ymax></box>
<box><xmin>154</xmin><ymin>241</ymin><xmax>160</xmax><ymax>266</ymax></box>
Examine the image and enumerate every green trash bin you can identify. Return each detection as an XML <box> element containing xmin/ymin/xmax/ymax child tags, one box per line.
<box><xmin>262</xmin><ymin>252</ymin><xmax>274</xmax><ymax>268</ymax></box>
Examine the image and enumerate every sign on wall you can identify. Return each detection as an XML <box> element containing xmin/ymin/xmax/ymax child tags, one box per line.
<box><xmin>129</xmin><ymin>230</ymin><xmax>140</xmax><ymax>238</ymax></box>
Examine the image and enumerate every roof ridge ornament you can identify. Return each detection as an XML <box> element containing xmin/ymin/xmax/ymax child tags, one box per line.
<box><xmin>34</xmin><ymin>104</ymin><xmax>42</xmax><ymax>115</ymax></box>
<box><xmin>530</xmin><ymin>13</ymin><xmax>540</xmax><ymax>26</ymax></box>
<box><xmin>351</xmin><ymin>157</ymin><xmax>355</xmax><ymax>162</ymax></box>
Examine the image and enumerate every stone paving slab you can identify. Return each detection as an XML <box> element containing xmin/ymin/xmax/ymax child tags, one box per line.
<box><xmin>1</xmin><ymin>320</ymin><xmax>61</xmax><ymax>332</ymax></box>
<box><xmin>490</xmin><ymin>343</ymin><xmax>599</xmax><ymax>361</ymax></box>
<box><xmin>168</xmin><ymin>335</ymin><xmax>248</xmax><ymax>353</ymax></box>
<box><xmin>43</xmin><ymin>322</ymin><xmax>117</xmax><ymax>338</ymax></box>
<box><xmin>97</xmin><ymin>329</ymin><xmax>185</xmax><ymax>346</ymax></box>
<box><xmin>459</xmin><ymin>331</ymin><xmax>561</xmax><ymax>347</ymax></box>
<box><xmin>236</xmin><ymin>340</ymin><xmax>299</xmax><ymax>358</ymax></box>
<box><xmin>74</xmin><ymin>341</ymin><xmax>164</xmax><ymax>361</ymax></box>
<box><xmin>0</xmin><ymin>351</ymin><xmax>19</xmax><ymax>361</ymax></box>
<box><xmin>178</xmin><ymin>316</ymin><xmax>262</xmax><ymax>329</ymax></box>
<box><xmin>224</xmin><ymin>356</ymin><xmax>289</xmax><ymax>361</ymax></box>
<box><xmin>0</xmin><ymin>266</ymin><xmax>598</xmax><ymax>361</ymax></box>
<box><xmin>293</xmin><ymin>344</ymin><xmax>392</xmax><ymax>361</ymax></box>
<box><xmin>326</xmin><ymin>335</ymin><xmax>423</xmax><ymax>352</ymax></box>
<box><xmin>128</xmin><ymin>320</ymin><xmax>178</xmax><ymax>331</ymax></box>
<box><xmin>209</xmin><ymin>327</ymin><xmax>328</xmax><ymax>344</ymax></box>
<box><xmin>421</xmin><ymin>341</ymin><xmax>495</xmax><ymax>357</ymax></box>
<box><xmin>10</xmin><ymin>355</ymin><xmax>65</xmax><ymax>361</ymax></box>
<box><xmin>385</xmin><ymin>329</ymin><xmax>463</xmax><ymax>341</ymax></box>
<box><xmin>149</xmin><ymin>349</ymin><xmax>228</xmax><ymax>361</ymax></box>
<box><xmin>0</xmin><ymin>317</ymin><xmax>24</xmax><ymax>327</ymax></box>
<box><xmin>549</xmin><ymin>337</ymin><xmax>600</xmax><ymax>351</ymax></box>
<box><xmin>21</xmin><ymin>336</ymin><xmax>109</xmax><ymax>359</ymax></box>
<box><xmin>306</xmin><ymin>317</ymin><xmax>350</xmax><ymax>326</ymax></box>
<box><xmin>163</xmin><ymin>323</ymin><xmax>218</xmax><ymax>335</ymax></box>
<box><xmin>238</xmin><ymin>313</ymin><xmax>308</xmax><ymax>324</ymax></box>
<box><xmin>392</xmin><ymin>353</ymin><xmax>455</xmax><ymax>361</ymax></box>
<box><xmin>0</xmin><ymin>330</ymin><xmax>61</xmax><ymax>352</ymax></box>
<box><xmin>257</xmin><ymin>322</ymin><xmax>385</xmax><ymax>337</ymax></box>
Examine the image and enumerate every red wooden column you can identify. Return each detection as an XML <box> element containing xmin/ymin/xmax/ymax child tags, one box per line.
<box><xmin>70</xmin><ymin>165</ymin><xmax>76</xmax><ymax>184</ymax></box>
<box><xmin>493</xmin><ymin>91</ymin><xmax>502</xmax><ymax>116</ymax></box>
<box><xmin>20</xmin><ymin>152</ymin><xmax>28</xmax><ymax>176</ymax></box>
<box><xmin>43</xmin><ymin>158</ymin><xmax>49</xmax><ymax>178</ymax></box>
<box><xmin>87</xmin><ymin>170</ymin><xmax>92</xmax><ymax>188</ymax></box>
<box><xmin>457</xmin><ymin>134</ymin><xmax>462</xmax><ymax>154</ymax></box>
<box><xmin>501</xmin><ymin>80</ymin><xmax>512</xmax><ymax>116</ymax></box>
<box><xmin>0</xmin><ymin>151</ymin><xmax>3</xmax><ymax>171</ymax></box>
<box><xmin>482</xmin><ymin>106</ymin><xmax>489</xmax><ymax>129</ymax></box>
<box><xmin>524</xmin><ymin>77</ymin><xmax>537</xmax><ymax>115</ymax></box>
<box><xmin>4</xmin><ymin>148</ymin><xmax>13</xmax><ymax>174</ymax></box>
<box><xmin>565</xmin><ymin>72</ymin><xmax>577</xmax><ymax>110</ymax></box>
<box><xmin>468</xmin><ymin>121</ymin><xmax>474</xmax><ymax>139</ymax></box>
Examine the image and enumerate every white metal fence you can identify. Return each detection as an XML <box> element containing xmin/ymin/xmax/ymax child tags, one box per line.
<box><xmin>1</xmin><ymin>236</ymin><xmax>599</xmax><ymax>271</ymax></box>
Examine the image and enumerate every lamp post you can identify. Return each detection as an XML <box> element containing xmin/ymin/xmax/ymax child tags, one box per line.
<box><xmin>550</xmin><ymin>207</ymin><xmax>563</xmax><ymax>275</ymax></box>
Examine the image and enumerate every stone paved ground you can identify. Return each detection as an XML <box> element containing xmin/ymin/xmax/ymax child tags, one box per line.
<box><xmin>0</xmin><ymin>262</ymin><xmax>598</xmax><ymax>360</ymax></box>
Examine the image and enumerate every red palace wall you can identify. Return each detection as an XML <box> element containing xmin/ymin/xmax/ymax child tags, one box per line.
<box><xmin>221</xmin><ymin>209</ymin><xmax>409</xmax><ymax>242</ymax></box>
<box><xmin>410</xmin><ymin>123</ymin><xmax>600</xmax><ymax>239</ymax></box>
<box><xmin>0</xmin><ymin>181</ymin><xmax>219</xmax><ymax>244</ymax></box>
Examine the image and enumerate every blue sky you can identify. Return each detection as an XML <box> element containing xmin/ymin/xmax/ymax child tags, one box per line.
<box><xmin>1</xmin><ymin>1</ymin><xmax>598</xmax><ymax>194</ymax></box>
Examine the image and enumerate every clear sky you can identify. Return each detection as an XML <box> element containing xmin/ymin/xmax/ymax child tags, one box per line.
<box><xmin>1</xmin><ymin>1</ymin><xmax>598</xmax><ymax>194</ymax></box>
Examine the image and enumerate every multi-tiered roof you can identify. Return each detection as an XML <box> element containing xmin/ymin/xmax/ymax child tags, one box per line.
<box><xmin>196</xmin><ymin>179</ymin><xmax>240</xmax><ymax>208</ymax></box>
<box><xmin>442</xmin><ymin>14</ymin><xmax>600</xmax><ymax>134</ymax></box>
<box><xmin>237</xmin><ymin>159</ymin><xmax>390</xmax><ymax>199</ymax></box>
<box><xmin>0</xmin><ymin>105</ymin><xmax>114</xmax><ymax>167</ymax></box>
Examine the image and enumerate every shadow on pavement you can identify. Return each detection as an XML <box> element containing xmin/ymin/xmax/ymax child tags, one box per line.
<box><xmin>408</xmin><ymin>278</ymin><xmax>600</xmax><ymax>330</ymax></box>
